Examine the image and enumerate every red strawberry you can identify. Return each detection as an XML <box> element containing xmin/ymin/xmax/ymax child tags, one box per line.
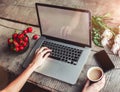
<box><xmin>23</xmin><ymin>37</ymin><xmax>28</xmax><ymax>42</ymax></box>
<box><xmin>13</xmin><ymin>41</ymin><xmax>19</xmax><ymax>47</ymax></box>
<box><xmin>19</xmin><ymin>46</ymin><xmax>24</xmax><ymax>50</ymax></box>
<box><xmin>32</xmin><ymin>34</ymin><xmax>39</xmax><ymax>40</ymax></box>
<box><xmin>23</xmin><ymin>42</ymin><xmax>27</xmax><ymax>47</ymax></box>
<box><xmin>18</xmin><ymin>33</ymin><xmax>24</xmax><ymax>39</ymax></box>
<box><xmin>14</xmin><ymin>46</ymin><xmax>19</xmax><ymax>52</ymax></box>
<box><xmin>22</xmin><ymin>30</ymin><xmax>28</xmax><ymax>34</ymax></box>
<box><xmin>27</xmin><ymin>27</ymin><xmax>33</xmax><ymax>33</ymax></box>
<box><xmin>16</xmin><ymin>47</ymin><xmax>19</xmax><ymax>52</ymax></box>
<box><xmin>8</xmin><ymin>38</ymin><xmax>13</xmax><ymax>45</ymax></box>
<box><xmin>19</xmin><ymin>40</ymin><xmax>23</xmax><ymax>45</ymax></box>
<box><xmin>12</xmin><ymin>33</ymin><xmax>18</xmax><ymax>39</ymax></box>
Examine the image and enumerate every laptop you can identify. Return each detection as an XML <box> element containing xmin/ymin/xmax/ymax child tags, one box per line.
<box><xmin>23</xmin><ymin>3</ymin><xmax>91</xmax><ymax>84</ymax></box>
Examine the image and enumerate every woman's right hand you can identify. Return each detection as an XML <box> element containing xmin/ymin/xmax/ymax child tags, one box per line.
<box><xmin>31</xmin><ymin>47</ymin><xmax>51</xmax><ymax>69</ymax></box>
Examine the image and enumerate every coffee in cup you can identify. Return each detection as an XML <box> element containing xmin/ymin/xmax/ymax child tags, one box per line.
<box><xmin>87</xmin><ymin>67</ymin><xmax>104</xmax><ymax>82</ymax></box>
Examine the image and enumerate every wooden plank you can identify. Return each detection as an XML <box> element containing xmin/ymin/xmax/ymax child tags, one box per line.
<box><xmin>0</xmin><ymin>19</ymin><xmax>40</xmax><ymax>34</ymax></box>
<box><xmin>108</xmin><ymin>54</ymin><xmax>120</xmax><ymax>68</ymax></box>
<box><xmin>102</xmin><ymin>69</ymin><xmax>120</xmax><ymax>92</ymax></box>
<box><xmin>16</xmin><ymin>0</ymin><xmax>85</xmax><ymax>8</ymax></box>
<box><xmin>16</xmin><ymin>0</ymin><xmax>40</xmax><ymax>7</ymax></box>
<box><xmin>3</xmin><ymin>5</ymin><xmax>38</xmax><ymax>25</ymax></box>
<box><xmin>0</xmin><ymin>0</ymin><xmax>17</xmax><ymax>5</ymax></box>
<box><xmin>0</xmin><ymin>4</ymin><xmax>8</xmax><ymax>17</ymax></box>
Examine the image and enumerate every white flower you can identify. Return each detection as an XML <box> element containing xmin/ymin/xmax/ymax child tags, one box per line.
<box><xmin>111</xmin><ymin>43</ymin><xmax>120</xmax><ymax>54</ymax></box>
<box><xmin>114</xmin><ymin>34</ymin><xmax>120</xmax><ymax>45</ymax></box>
<box><xmin>101</xmin><ymin>29</ymin><xmax>113</xmax><ymax>40</ymax></box>
<box><xmin>101</xmin><ymin>37</ymin><xmax>109</xmax><ymax>46</ymax></box>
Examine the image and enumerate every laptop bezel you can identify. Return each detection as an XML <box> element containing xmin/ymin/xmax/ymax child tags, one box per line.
<box><xmin>35</xmin><ymin>3</ymin><xmax>92</xmax><ymax>47</ymax></box>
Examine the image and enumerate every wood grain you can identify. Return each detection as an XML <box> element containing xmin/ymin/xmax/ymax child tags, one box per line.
<box><xmin>0</xmin><ymin>0</ymin><xmax>120</xmax><ymax>92</ymax></box>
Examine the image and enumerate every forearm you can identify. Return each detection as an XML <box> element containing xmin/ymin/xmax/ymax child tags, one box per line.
<box><xmin>1</xmin><ymin>62</ymin><xmax>37</xmax><ymax>92</ymax></box>
<box><xmin>0</xmin><ymin>47</ymin><xmax>50</xmax><ymax>92</ymax></box>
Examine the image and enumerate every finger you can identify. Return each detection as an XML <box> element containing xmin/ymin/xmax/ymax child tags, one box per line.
<box><xmin>39</xmin><ymin>53</ymin><xmax>50</xmax><ymax>66</ymax></box>
<box><xmin>94</xmin><ymin>75</ymin><xmax>105</xmax><ymax>85</ymax></box>
<box><xmin>35</xmin><ymin>48</ymin><xmax>40</xmax><ymax>54</ymax></box>
<box><xmin>41</xmin><ymin>49</ymin><xmax>52</xmax><ymax>56</ymax></box>
<box><xmin>99</xmin><ymin>75</ymin><xmax>106</xmax><ymax>85</ymax></box>
<box><xmin>84</xmin><ymin>79</ymin><xmax>90</xmax><ymax>88</ymax></box>
<box><xmin>90</xmin><ymin>75</ymin><xmax>106</xmax><ymax>90</ymax></box>
<box><xmin>37</xmin><ymin>47</ymin><xmax>48</xmax><ymax>54</ymax></box>
<box><xmin>43</xmin><ymin>53</ymin><xmax>50</xmax><ymax>59</ymax></box>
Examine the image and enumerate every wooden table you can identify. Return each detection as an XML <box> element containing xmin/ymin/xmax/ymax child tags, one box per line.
<box><xmin>0</xmin><ymin>0</ymin><xmax>120</xmax><ymax>92</ymax></box>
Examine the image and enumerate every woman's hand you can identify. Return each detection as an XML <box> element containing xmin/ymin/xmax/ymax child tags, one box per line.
<box><xmin>82</xmin><ymin>75</ymin><xmax>105</xmax><ymax>92</ymax></box>
<box><xmin>0</xmin><ymin>47</ymin><xmax>51</xmax><ymax>92</ymax></box>
<box><xmin>31</xmin><ymin>47</ymin><xmax>51</xmax><ymax>69</ymax></box>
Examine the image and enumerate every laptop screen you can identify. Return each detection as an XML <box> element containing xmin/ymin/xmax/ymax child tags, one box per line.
<box><xmin>36</xmin><ymin>4</ymin><xmax>91</xmax><ymax>47</ymax></box>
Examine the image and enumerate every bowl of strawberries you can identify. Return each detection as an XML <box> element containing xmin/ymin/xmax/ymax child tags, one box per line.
<box><xmin>8</xmin><ymin>27</ymin><xmax>32</xmax><ymax>54</ymax></box>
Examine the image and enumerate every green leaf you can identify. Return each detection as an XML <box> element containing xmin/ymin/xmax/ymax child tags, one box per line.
<box><xmin>103</xmin><ymin>13</ymin><xmax>111</xmax><ymax>18</ymax></box>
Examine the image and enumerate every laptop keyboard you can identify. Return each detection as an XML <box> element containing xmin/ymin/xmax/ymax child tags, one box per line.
<box><xmin>41</xmin><ymin>41</ymin><xmax>83</xmax><ymax>65</ymax></box>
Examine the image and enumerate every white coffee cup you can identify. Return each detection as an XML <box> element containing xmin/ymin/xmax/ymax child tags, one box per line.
<box><xmin>87</xmin><ymin>67</ymin><xmax>104</xmax><ymax>82</ymax></box>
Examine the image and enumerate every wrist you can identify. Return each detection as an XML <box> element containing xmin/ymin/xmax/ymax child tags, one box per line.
<box><xmin>28</xmin><ymin>62</ymin><xmax>38</xmax><ymax>70</ymax></box>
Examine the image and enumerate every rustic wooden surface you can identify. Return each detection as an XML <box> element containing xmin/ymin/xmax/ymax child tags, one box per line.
<box><xmin>0</xmin><ymin>0</ymin><xmax>120</xmax><ymax>92</ymax></box>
